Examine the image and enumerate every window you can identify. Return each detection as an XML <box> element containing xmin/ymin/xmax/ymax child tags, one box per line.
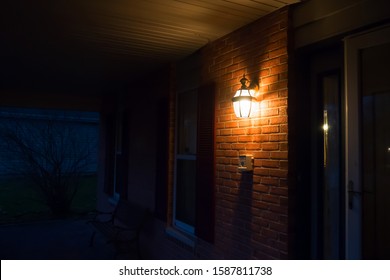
<box><xmin>173</xmin><ymin>85</ymin><xmax>215</xmax><ymax>242</ymax></box>
<box><xmin>174</xmin><ymin>90</ymin><xmax>198</xmax><ymax>234</ymax></box>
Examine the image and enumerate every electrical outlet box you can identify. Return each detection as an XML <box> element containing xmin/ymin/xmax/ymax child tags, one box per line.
<box><xmin>238</xmin><ymin>155</ymin><xmax>253</xmax><ymax>172</ymax></box>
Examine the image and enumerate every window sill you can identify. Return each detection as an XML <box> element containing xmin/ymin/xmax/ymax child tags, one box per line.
<box><xmin>165</xmin><ymin>227</ymin><xmax>197</xmax><ymax>249</ymax></box>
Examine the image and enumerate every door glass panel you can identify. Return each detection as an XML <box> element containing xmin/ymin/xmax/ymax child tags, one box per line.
<box><xmin>322</xmin><ymin>74</ymin><xmax>342</xmax><ymax>259</ymax></box>
<box><xmin>361</xmin><ymin>43</ymin><xmax>390</xmax><ymax>259</ymax></box>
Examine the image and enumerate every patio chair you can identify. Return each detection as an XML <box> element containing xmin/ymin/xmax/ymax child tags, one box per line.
<box><xmin>88</xmin><ymin>199</ymin><xmax>149</xmax><ymax>259</ymax></box>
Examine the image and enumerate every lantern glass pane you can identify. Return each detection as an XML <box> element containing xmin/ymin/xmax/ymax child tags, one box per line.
<box><xmin>233</xmin><ymin>99</ymin><xmax>252</xmax><ymax>118</ymax></box>
<box><xmin>233</xmin><ymin>100</ymin><xmax>240</xmax><ymax>117</ymax></box>
<box><xmin>240</xmin><ymin>100</ymin><xmax>252</xmax><ymax>118</ymax></box>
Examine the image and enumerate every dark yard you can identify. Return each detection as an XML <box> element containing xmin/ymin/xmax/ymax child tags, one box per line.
<box><xmin>0</xmin><ymin>176</ymin><xmax>124</xmax><ymax>259</ymax></box>
<box><xmin>0</xmin><ymin>218</ymin><xmax>118</xmax><ymax>260</ymax></box>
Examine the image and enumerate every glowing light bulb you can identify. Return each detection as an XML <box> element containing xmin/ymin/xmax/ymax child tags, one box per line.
<box><xmin>323</xmin><ymin>123</ymin><xmax>329</xmax><ymax>131</ymax></box>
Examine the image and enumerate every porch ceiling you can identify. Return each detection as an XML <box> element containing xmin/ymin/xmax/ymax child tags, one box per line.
<box><xmin>1</xmin><ymin>0</ymin><xmax>300</xmax><ymax>96</ymax></box>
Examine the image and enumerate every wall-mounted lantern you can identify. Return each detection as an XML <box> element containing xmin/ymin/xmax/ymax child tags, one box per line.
<box><xmin>232</xmin><ymin>74</ymin><xmax>257</xmax><ymax>118</ymax></box>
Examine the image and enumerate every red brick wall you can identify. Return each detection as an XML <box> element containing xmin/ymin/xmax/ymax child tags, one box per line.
<box><xmin>149</xmin><ymin>7</ymin><xmax>290</xmax><ymax>260</ymax></box>
<box><xmin>199</xmin><ymin>7</ymin><xmax>290</xmax><ymax>259</ymax></box>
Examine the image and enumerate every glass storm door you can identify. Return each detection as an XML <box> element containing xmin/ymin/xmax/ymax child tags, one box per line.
<box><xmin>345</xmin><ymin>25</ymin><xmax>390</xmax><ymax>259</ymax></box>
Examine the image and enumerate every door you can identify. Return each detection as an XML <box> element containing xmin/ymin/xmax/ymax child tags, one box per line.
<box><xmin>345</xmin><ymin>25</ymin><xmax>390</xmax><ymax>259</ymax></box>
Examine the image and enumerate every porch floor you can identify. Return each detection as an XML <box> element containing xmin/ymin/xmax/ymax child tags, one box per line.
<box><xmin>0</xmin><ymin>217</ymin><xmax>137</xmax><ymax>260</ymax></box>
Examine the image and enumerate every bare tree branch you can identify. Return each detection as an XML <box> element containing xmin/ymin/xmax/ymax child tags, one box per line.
<box><xmin>0</xmin><ymin>111</ymin><xmax>97</xmax><ymax>217</ymax></box>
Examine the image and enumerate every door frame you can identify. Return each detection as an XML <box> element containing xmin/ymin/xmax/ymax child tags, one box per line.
<box><xmin>344</xmin><ymin>24</ymin><xmax>390</xmax><ymax>259</ymax></box>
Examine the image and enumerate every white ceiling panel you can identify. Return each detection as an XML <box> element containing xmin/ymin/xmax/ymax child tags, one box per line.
<box><xmin>1</xmin><ymin>0</ymin><xmax>300</xmax><ymax>92</ymax></box>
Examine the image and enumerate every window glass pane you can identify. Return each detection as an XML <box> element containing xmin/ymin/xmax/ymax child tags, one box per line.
<box><xmin>178</xmin><ymin>90</ymin><xmax>197</xmax><ymax>155</ymax></box>
<box><xmin>175</xmin><ymin>159</ymin><xmax>196</xmax><ymax>228</ymax></box>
